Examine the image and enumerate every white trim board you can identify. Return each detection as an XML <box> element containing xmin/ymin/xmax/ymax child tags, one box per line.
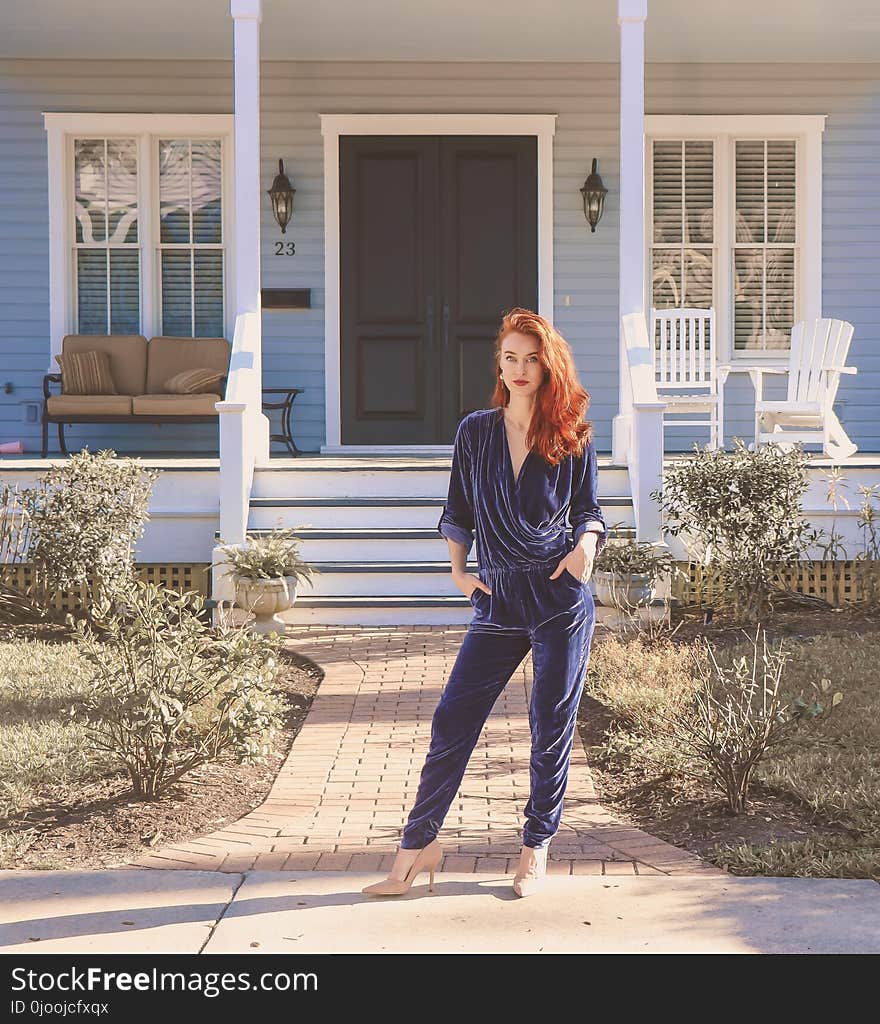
<box><xmin>43</xmin><ymin>112</ymin><xmax>235</xmax><ymax>369</ymax></box>
<box><xmin>644</xmin><ymin>113</ymin><xmax>826</xmax><ymax>366</ymax></box>
<box><xmin>319</xmin><ymin>112</ymin><xmax>557</xmax><ymax>449</ymax></box>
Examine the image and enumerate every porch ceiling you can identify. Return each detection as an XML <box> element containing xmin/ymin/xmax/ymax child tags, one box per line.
<box><xmin>3</xmin><ymin>0</ymin><xmax>879</xmax><ymax>62</ymax></box>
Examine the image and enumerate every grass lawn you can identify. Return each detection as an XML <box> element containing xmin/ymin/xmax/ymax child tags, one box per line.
<box><xmin>0</xmin><ymin>624</ymin><xmax>323</xmax><ymax>870</ymax></box>
<box><xmin>578</xmin><ymin>602</ymin><xmax>880</xmax><ymax>881</ymax></box>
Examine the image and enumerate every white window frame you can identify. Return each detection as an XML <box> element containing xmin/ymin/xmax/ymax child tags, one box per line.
<box><xmin>43</xmin><ymin>112</ymin><xmax>235</xmax><ymax>370</ymax></box>
<box><xmin>645</xmin><ymin>114</ymin><xmax>826</xmax><ymax>366</ymax></box>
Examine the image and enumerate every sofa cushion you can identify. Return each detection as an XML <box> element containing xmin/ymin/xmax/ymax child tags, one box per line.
<box><xmin>132</xmin><ymin>393</ymin><xmax>222</xmax><ymax>416</ymax></box>
<box><xmin>61</xmin><ymin>335</ymin><xmax>147</xmax><ymax>396</ymax></box>
<box><xmin>164</xmin><ymin>367</ymin><xmax>226</xmax><ymax>394</ymax></box>
<box><xmin>47</xmin><ymin>395</ymin><xmax>133</xmax><ymax>416</ymax></box>
<box><xmin>55</xmin><ymin>350</ymin><xmax>118</xmax><ymax>395</ymax></box>
<box><xmin>146</xmin><ymin>337</ymin><xmax>231</xmax><ymax>394</ymax></box>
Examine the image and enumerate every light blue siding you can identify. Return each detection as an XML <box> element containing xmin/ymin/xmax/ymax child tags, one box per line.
<box><xmin>0</xmin><ymin>59</ymin><xmax>878</xmax><ymax>455</ymax></box>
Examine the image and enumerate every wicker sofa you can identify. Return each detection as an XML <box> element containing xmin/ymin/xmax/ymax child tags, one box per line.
<box><xmin>42</xmin><ymin>334</ymin><xmax>231</xmax><ymax>457</ymax></box>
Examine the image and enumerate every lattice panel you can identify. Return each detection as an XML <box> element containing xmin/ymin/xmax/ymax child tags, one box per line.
<box><xmin>137</xmin><ymin>564</ymin><xmax>211</xmax><ymax>597</ymax></box>
<box><xmin>672</xmin><ymin>560</ymin><xmax>880</xmax><ymax>607</ymax></box>
<box><xmin>0</xmin><ymin>563</ymin><xmax>211</xmax><ymax>613</ymax></box>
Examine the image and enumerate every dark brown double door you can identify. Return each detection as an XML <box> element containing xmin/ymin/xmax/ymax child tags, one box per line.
<box><xmin>340</xmin><ymin>136</ymin><xmax>538</xmax><ymax>445</ymax></box>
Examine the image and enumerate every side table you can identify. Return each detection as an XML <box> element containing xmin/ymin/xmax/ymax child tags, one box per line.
<box><xmin>262</xmin><ymin>386</ymin><xmax>305</xmax><ymax>456</ymax></box>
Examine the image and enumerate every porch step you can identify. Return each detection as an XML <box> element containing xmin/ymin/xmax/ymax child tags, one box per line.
<box><xmin>249</xmin><ymin>494</ymin><xmax>634</xmax><ymax>506</ymax></box>
<box><xmin>237</xmin><ymin>460</ymin><xmax>635</xmax><ymax>623</ymax></box>
<box><xmin>271</xmin><ymin>595</ymin><xmax>672</xmax><ymax>628</ymax></box>
<box><xmin>251</xmin><ymin>455</ymin><xmax>631</xmax><ymax>500</ymax></box>
<box><xmin>274</xmin><ymin>559</ymin><xmax>616</xmax><ymax>598</ymax></box>
<box><xmin>224</xmin><ymin>524</ymin><xmax>635</xmax><ymax>568</ymax></box>
<box><xmin>242</xmin><ymin>525</ymin><xmax>638</xmax><ymax>540</ymax></box>
<box><xmin>247</xmin><ymin>494</ymin><xmax>635</xmax><ymax>532</ymax></box>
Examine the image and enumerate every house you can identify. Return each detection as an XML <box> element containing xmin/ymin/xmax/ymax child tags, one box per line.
<box><xmin>0</xmin><ymin>0</ymin><xmax>878</xmax><ymax>623</ymax></box>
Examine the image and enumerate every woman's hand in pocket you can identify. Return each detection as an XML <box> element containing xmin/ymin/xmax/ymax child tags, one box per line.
<box><xmin>452</xmin><ymin>569</ymin><xmax>492</xmax><ymax>600</ymax></box>
<box><xmin>548</xmin><ymin>533</ymin><xmax>598</xmax><ymax>585</ymax></box>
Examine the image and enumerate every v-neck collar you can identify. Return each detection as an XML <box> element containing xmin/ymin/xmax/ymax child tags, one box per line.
<box><xmin>498</xmin><ymin>407</ymin><xmax>533</xmax><ymax>490</ymax></box>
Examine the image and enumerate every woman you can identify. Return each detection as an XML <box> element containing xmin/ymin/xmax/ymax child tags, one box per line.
<box><xmin>362</xmin><ymin>308</ymin><xmax>608</xmax><ymax>898</ymax></box>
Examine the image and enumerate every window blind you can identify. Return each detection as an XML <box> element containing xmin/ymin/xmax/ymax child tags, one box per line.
<box><xmin>158</xmin><ymin>139</ymin><xmax>224</xmax><ymax>338</ymax></box>
<box><xmin>73</xmin><ymin>138</ymin><xmax>140</xmax><ymax>334</ymax></box>
<box><xmin>733</xmin><ymin>139</ymin><xmax>797</xmax><ymax>352</ymax></box>
<box><xmin>650</xmin><ymin>139</ymin><xmax>714</xmax><ymax>312</ymax></box>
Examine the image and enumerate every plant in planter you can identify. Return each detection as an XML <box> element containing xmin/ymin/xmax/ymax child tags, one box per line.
<box><xmin>218</xmin><ymin>528</ymin><xmax>316</xmax><ymax>635</ymax></box>
<box><xmin>593</xmin><ymin>538</ymin><xmax>675</xmax><ymax>610</ymax></box>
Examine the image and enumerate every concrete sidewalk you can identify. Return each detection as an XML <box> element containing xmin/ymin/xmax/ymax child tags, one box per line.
<box><xmin>2</xmin><ymin>868</ymin><xmax>879</xmax><ymax>954</ymax></box>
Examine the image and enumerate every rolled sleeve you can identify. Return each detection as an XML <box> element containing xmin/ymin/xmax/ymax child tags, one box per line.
<box><xmin>437</xmin><ymin>416</ymin><xmax>476</xmax><ymax>554</ymax></box>
<box><xmin>569</xmin><ymin>440</ymin><xmax>608</xmax><ymax>556</ymax></box>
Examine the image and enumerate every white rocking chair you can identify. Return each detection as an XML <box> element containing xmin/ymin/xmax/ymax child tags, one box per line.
<box><xmin>749</xmin><ymin>317</ymin><xmax>858</xmax><ymax>460</ymax></box>
<box><xmin>651</xmin><ymin>308</ymin><xmax>731</xmax><ymax>449</ymax></box>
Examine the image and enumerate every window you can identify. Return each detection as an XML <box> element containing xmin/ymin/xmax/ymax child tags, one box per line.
<box><xmin>45</xmin><ymin>114</ymin><xmax>234</xmax><ymax>362</ymax></box>
<box><xmin>650</xmin><ymin>140</ymin><xmax>715</xmax><ymax>309</ymax></box>
<box><xmin>646</xmin><ymin>115</ymin><xmax>824</xmax><ymax>363</ymax></box>
<box><xmin>732</xmin><ymin>140</ymin><xmax>796</xmax><ymax>353</ymax></box>
<box><xmin>158</xmin><ymin>139</ymin><xmax>225</xmax><ymax>337</ymax></box>
<box><xmin>73</xmin><ymin>138</ymin><xmax>140</xmax><ymax>334</ymax></box>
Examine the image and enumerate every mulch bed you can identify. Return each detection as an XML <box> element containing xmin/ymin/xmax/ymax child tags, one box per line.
<box><xmin>577</xmin><ymin>600</ymin><xmax>880</xmax><ymax>868</ymax></box>
<box><xmin>2</xmin><ymin>630</ymin><xmax>323</xmax><ymax>872</ymax></box>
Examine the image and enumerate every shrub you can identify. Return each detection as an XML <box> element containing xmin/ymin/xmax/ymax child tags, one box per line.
<box><xmin>16</xmin><ymin>450</ymin><xmax>158</xmax><ymax>617</ymax></box>
<box><xmin>73</xmin><ymin>581</ymin><xmax>285</xmax><ymax>799</ymax></box>
<box><xmin>652</xmin><ymin>438</ymin><xmax>814</xmax><ymax>621</ymax></box>
<box><xmin>854</xmin><ymin>483</ymin><xmax>880</xmax><ymax>605</ymax></box>
<box><xmin>669</xmin><ymin>629</ymin><xmax>842</xmax><ymax>814</ymax></box>
<box><xmin>587</xmin><ymin>628</ymin><xmax>844</xmax><ymax>815</ymax></box>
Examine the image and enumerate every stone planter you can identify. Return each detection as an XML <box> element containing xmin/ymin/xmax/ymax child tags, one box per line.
<box><xmin>234</xmin><ymin>575</ymin><xmax>298</xmax><ymax>634</ymax></box>
<box><xmin>593</xmin><ymin>569</ymin><xmax>657</xmax><ymax>610</ymax></box>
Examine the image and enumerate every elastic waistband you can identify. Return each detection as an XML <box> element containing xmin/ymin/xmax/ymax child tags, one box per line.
<box><xmin>480</xmin><ymin>556</ymin><xmax>561</xmax><ymax>577</ymax></box>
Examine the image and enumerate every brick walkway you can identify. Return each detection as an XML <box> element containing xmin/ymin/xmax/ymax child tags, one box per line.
<box><xmin>129</xmin><ymin>626</ymin><xmax>726</xmax><ymax>878</ymax></box>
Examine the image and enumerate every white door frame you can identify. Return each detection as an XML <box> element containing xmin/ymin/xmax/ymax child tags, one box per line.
<box><xmin>319</xmin><ymin>112</ymin><xmax>557</xmax><ymax>451</ymax></box>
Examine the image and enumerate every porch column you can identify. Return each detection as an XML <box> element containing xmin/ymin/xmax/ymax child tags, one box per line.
<box><xmin>611</xmin><ymin>0</ymin><xmax>648</xmax><ymax>465</ymax></box>
<box><xmin>231</xmin><ymin>0</ymin><xmax>264</xmax><ymax>414</ymax></box>
<box><xmin>215</xmin><ymin>0</ymin><xmax>266</xmax><ymax>614</ymax></box>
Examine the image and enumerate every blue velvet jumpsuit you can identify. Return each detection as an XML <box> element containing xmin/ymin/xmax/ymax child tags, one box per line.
<box><xmin>400</xmin><ymin>406</ymin><xmax>609</xmax><ymax>851</ymax></box>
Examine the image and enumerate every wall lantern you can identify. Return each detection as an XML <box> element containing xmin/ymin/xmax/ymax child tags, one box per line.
<box><xmin>267</xmin><ymin>158</ymin><xmax>296</xmax><ymax>234</ymax></box>
<box><xmin>579</xmin><ymin>157</ymin><xmax>608</xmax><ymax>233</ymax></box>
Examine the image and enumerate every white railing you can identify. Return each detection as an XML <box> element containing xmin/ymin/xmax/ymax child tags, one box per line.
<box><xmin>622</xmin><ymin>311</ymin><xmax>666</xmax><ymax>543</ymax></box>
<box><xmin>215</xmin><ymin>310</ymin><xmax>269</xmax><ymax>546</ymax></box>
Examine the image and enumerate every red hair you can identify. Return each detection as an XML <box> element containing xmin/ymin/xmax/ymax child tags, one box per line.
<box><xmin>490</xmin><ymin>307</ymin><xmax>594</xmax><ymax>464</ymax></box>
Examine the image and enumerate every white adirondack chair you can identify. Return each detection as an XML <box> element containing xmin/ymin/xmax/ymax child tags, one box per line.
<box><xmin>651</xmin><ymin>308</ymin><xmax>732</xmax><ymax>449</ymax></box>
<box><xmin>749</xmin><ymin>318</ymin><xmax>858</xmax><ymax>460</ymax></box>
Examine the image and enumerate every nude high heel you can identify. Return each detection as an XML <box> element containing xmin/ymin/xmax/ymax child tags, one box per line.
<box><xmin>361</xmin><ymin>839</ymin><xmax>443</xmax><ymax>896</ymax></box>
<box><xmin>512</xmin><ymin>844</ymin><xmax>548</xmax><ymax>898</ymax></box>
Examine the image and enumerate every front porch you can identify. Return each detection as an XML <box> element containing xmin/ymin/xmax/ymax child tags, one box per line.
<box><xmin>4</xmin><ymin>447</ymin><xmax>878</xmax><ymax>625</ymax></box>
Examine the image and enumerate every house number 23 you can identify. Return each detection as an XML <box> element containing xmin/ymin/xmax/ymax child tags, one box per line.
<box><xmin>274</xmin><ymin>241</ymin><xmax>296</xmax><ymax>255</ymax></box>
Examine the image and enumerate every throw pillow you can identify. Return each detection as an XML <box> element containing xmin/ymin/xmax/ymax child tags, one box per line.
<box><xmin>163</xmin><ymin>367</ymin><xmax>226</xmax><ymax>395</ymax></box>
<box><xmin>55</xmin><ymin>350</ymin><xmax>118</xmax><ymax>395</ymax></box>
